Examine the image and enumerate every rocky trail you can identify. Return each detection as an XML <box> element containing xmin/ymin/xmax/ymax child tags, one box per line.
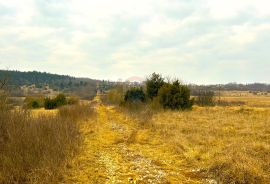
<box><xmin>60</xmin><ymin>102</ymin><xmax>204</xmax><ymax>184</ymax></box>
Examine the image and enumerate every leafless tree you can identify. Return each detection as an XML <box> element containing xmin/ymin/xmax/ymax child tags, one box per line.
<box><xmin>0</xmin><ymin>77</ymin><xmax>8</xmax><ymax>90</ymax></box>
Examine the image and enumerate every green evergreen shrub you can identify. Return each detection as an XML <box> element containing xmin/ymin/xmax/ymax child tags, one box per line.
<box><xmin>146</xmin><ymin>73</ymin><xmax>165</xmax><ymax>100</ymax></box>
<box><xmin>158</xmin><ymin>80</ymin><xmax>193</xmax><ymax>110</ymax></box>
<box><xmin>124</xmin><ymin>87</ymin><xmax>146</xmax><ymax>103</ymax></box>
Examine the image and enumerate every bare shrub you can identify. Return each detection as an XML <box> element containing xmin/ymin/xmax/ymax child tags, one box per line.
<box><xmin>195</xmin><ymin>90</ymin><xmax>215</xmax><ymax>106</ymax></box>
<box><xmin>101</xmin><ymin>85</ymin><xmax>124</xmax><ymax>105</ymax></box>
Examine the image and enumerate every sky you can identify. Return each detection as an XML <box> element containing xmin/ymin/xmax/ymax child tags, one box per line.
<box><xmin>0</xmin><ymin>0</ymin><xmax>269</xmax><ymax>84</ymax></box>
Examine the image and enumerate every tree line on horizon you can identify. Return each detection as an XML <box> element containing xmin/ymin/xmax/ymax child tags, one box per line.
<box><xmin>0</xmin><ymin>70</ymin><xmax>269</xmax><ymax>100</ymax></box>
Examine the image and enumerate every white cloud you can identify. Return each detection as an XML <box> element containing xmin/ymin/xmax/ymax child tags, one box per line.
<box><xmin>0</xmin><ymin>0</ymin><xmax>270</xmax><ymax>83</ymax></box>
<box><xmin>206</xmin><ymin>0</ymin><xmax>270</xmax><ymax>18</ymax></box>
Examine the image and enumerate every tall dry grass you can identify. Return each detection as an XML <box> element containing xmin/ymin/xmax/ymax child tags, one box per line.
<box><xmin>151</xmin><ymin>106</ymin><xmax>270</xmax><ymax>183</ymax></box>
<box><xmin>0</xmin><ymin>94</ymin><xmax>94</xmax><ymax>184</ymax></box>
<box><xmin>118</xmin><ymin>96</ymin><xmax>270</xmax><ymax>183</ymax></box>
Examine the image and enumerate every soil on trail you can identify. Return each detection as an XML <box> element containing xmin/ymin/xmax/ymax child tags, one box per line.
<box><xmin>60</xmin><ymin>102</ymin><xmax>204</xmax><ymax>184</ymax></box>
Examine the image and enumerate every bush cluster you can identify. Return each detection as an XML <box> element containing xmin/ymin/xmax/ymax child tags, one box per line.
<box><xmin>124</xmin><ymin>87</ymin><xmax>146</xmax><ymax>103</ymax></box>
<box><xmin>24</xmin><ymin>94</ymin><xmax>78</xmax><ymax>109</ymax></box>
<box><xmin>145</xmin><ymin>73</ymin><xmax>193</xmax><ymax>110</ymax></box>
<box><xmin>158</xmin><ymin>80</ymin><xmax>193</xmax><ymax>110</ymax></box>
<box><xmin>104</xmin><ymin>73</ymin><xmax>194</xmax><ymax>110</ymax></box>
<box><xmin>44</xmin><ymin>94</ymin><xmax>67</xmax><ymax>109</ymax></box>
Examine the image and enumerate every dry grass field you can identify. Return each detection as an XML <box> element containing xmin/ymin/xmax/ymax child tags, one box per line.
<box><xmin>59</xmin><ymin>94</ymin><xmax>270</xmax><ymax>183</ymax></box>
<box><xmin>150</xmin><ymin>105</ymin><xmax>270</xmax><ymax>183</ymax></box>
<box><xmin>219</xmin><ymin>91</ymin><xmax>270</xmax><ymax>107</ymax></box>
<box><xmin>1</xmin><ymin>93</ymin><xmax>269</xmax><ymax>184</ymax></box>
<box><xmin>0</xmin><ymin>96</ymin><xmax>95</xmax><ymax>184</ymax></box>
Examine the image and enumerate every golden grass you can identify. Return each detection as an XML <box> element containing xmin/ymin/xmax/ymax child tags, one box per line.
<box><xmin>59</xmin><ymin>95</ymin><xmax>270</xmax><ymax>183</ymax></box>
<box><xmin>131</xmin><ymin>105</ymin><xmax>270</xmax><ymax>183</ymax></box>
<box><xmin>0</xmin><ymin>98</ymin><xmax>95</xmax><ymax>184</ymax></box>
<box><xmin>114</xmin><ymin>94</ymin><xmax>270</xmax><ymax>183</ymax></box>
<box><xmin>3</xmin><ymin>92</ymin><xmax>268</xmax><ymax>183</ymax></box>
<box><xmin>220</xmin><ymin>96</ymin><xmax>270</xmax><ymax>107</ymax></box>
<box><xmin>217</xmin><ymin>91</ymin><xmax>270</xmax><ymax>107</ymax></box>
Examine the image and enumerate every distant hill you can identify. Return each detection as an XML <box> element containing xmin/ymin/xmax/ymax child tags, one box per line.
<box><xmin>0</xmin><ymin>70</ymin><xmax>98</xmax><ymax>99</ymax></box>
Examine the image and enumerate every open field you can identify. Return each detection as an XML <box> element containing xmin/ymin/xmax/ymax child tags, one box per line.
<box><xmin>1</xmin><ymin>0</ymin><xmax>269</xmax><ymax>182</ymax></box>
<box><xmin>58</xmin><ymin>95</ymin><xmax>270</xmax><ymax>183</ymax></box>
<box><xmin>218</xmin><ymin>91</ymin><xmax>270</xmax><ymax>107</ymax></box>
<box><xmin>1</xmin><ymin>94</ymin><xmax>269</xmax><ymax>183</ymax></box>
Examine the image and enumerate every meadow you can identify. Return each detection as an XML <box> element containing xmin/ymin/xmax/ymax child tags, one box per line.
<box><xmin>117</xmin><ymin>93</ymin><xmax>270</xmax><ymax>183</ymax></box>
<box><xmin>0</xmin><ymin>91</ymin><xmax>269</xmax><ymax>184</ymax></box>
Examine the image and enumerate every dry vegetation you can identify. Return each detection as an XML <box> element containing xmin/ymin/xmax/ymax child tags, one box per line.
<box><xmin>219</xmin><ymin>91</ymin><xmax>270</xmax><ymax>107</ymax></box>
<box><xmin>152</xmin><ymin>106</ymin><xmax>270</xmax><ymax>183</ymax></box>
<box><xmin>0</xmin><ymin>93</ymin><xmax>95</xmax><ymax>184</ymax></box>
<box><xmin>1</xmin><ymin>87</ymin><xmax>269</xmax><ymax>183</ymax></box>
<box><xmin>119</xmin><ymin>95</ymin><xmax>270</xmax><ymax>183</ymax></box>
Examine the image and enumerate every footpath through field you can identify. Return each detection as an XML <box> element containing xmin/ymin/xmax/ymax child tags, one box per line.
<box><xmin>61</xmin><ymin>98</ymin><xmax>203</xmax><ymax>184</ymax></box>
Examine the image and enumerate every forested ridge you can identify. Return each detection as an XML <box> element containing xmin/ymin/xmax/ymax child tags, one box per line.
<box><xmin>0</xmin><ymin>70</ymin><xmax>98</xmax><ymax>99</ymax></box>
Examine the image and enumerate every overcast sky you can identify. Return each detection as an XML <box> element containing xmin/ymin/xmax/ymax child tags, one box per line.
<box><xmin>0</xmin><ymin>0</ymin><xmax>269</xmax><ymax>84</ymax></box>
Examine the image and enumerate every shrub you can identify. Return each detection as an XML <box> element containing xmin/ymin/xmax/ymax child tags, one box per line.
<box><xmin>158</xmin><ymin>80</ymin><xmax>193</xmax><ymax>110</ymax></box>
<box><xmin>55</xmin><ymin>93</ymin><xmax>67</xmax><ymax>106</ymax></box>
<box><xmin>195</xmin><ymin>90</ymin><xmax>215</xmax><ymax>106</ymax></box>
<box><xmin>24</xmin><ymin>96</ymin><xmax>44</xmax><ymax>109</ymax></box>
<box><xmin>146</xmin><ymin>73</ymin><xmax>165</xmax><ymax>100</ymax></box>
<box><xmin>124</xmin><ymin>87</ymin><xmax>146</xmax><ymax>103</ymax></box>
<box><xmin>44</xmin><ymin>97</ymin><xmax>57</xmax><ymax>109</ymax></box>
<box><xmin>30</xmin><ymin>100</ymin><xmax>40</xmax><ymax>108</ymax></box>
<box><xmin>44</xmin><ymin>94</ymin><xmax>68</xmax><ymax>109</ymax></box>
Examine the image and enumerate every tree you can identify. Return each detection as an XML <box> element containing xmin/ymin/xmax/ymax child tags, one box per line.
<box><xmin>124</xmin><ymin>87</ymin><xmax>146</xmax><ymax>103</ymax></box>
<box><xmin>158</xmin><ymin>80</ymin><xmax>193</xmax><ymax>110</ymax></box>
<box><xmin>0</xmin><ymin>77</ymin><xmax>8</xmax><ymax>90</ymax></box>
<box><xmin>146</xmin><ymin>73</ymin><xmax>164</xmax><ymax>100</ymax></box>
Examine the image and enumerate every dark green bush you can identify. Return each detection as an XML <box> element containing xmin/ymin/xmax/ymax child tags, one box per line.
<box><xmin>30</xmin><ymin>100</ymin><xmax>40</xmax><ymax>108</ymax></box>
<box><xmin>124</xmin><ymin>87</ymin><xmax>146</xmax><ymax>103</ymax></box>
<box><xmin>44</xmin><ymin>97</ymin><xmax>57</xmax><ymax>109</ymax></box>
<box><xmin>44</xmin><ymin>94</ymin><xmax>68</xmax><ymax>109</ymax></box>
<box><xmin>146</xmin><ymin>73</ymin><xmax>165</xmax><ymax>100</ymax></box>
<box><xmin>55</xmin><ymin>93</ymin><xmax>67</xmax><ymax>106</ymax></box>
<box><xmin>158</xmin><ymin>80</ymin><xmax>193</xmax><ymax>110</ymax></box>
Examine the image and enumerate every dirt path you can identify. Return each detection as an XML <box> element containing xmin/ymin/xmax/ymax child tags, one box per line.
<box><xmin>60</xmin><ymin>103</ymin><xmax>204</xmax><ymax>184</ymax></box>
